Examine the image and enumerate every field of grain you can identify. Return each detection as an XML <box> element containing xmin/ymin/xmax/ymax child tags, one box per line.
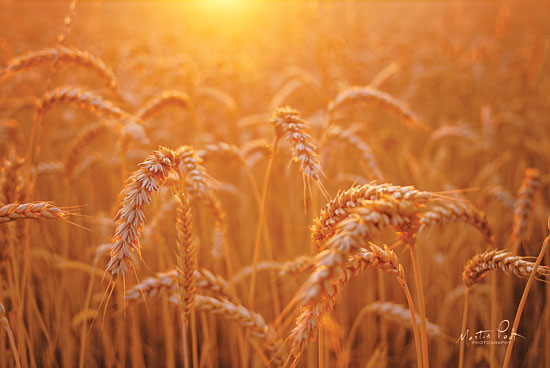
<box><xmin>0</xmin><ymin>0</ymin><xmax>549</xmax><ymax>367</ymax></box>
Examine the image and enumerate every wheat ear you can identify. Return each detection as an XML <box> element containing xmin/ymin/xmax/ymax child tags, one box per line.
<box><xmin>175</xmin><ymin>191</ymin><xmax>196</xmax><ymax>324</ymax></box>
<box><xmin>107</xmin><ymin>146</ymin><xmax>179</xmax><ymax>278</ymax></box>
<box><xmin>511</xmin><ymin>168</ymin><xmax>541</xmax><ymax>254</ymax></box>
<box><xmin>322</xmin><ymin>125</ymin><xmax>384</xmax><ymax>181</ymax></box>
<box><xmin>38</xmin><ymin>86</ymin><xmax>131</xmax><ymax>121</ymax></box>
<box><xmin>462</xmin><ymin>249</ymin><xmax>550</xmax><ymax>289</ymax></box>
<box><xmin>271</xmin><ymin>106</ymin><xmax>323</xmax><ymax>187</ymax></box>
<box><xmin>64</xmin><ymin>121</ymin><xmax>114</xmax><ymax>178</ymax></box>
<box><xmin>291</xmin><ymin>246</ymin><xmax>422</xmax><ymax>367</ymax></box>
<box><xmin>135</xmin><ymin>90</ymin><xmax>193</xmax><ymax>121</ymax></box>
<box><xmin>169</xmin><ymin>294</ymin><xmax>285</xmax><ymax>365</ymax></box>
<box><xmin>1</xmin><ymin>149</ymin><xmax>25</xmax><ymax>203</ymax></box>
<box><xmin>195</xmin><ymin>86</ymin><xmax>237</xmax><ymax>114</ymax></box>
<box><xmin>311</xmin><ymin>183</ymin><xmax>432</xmax><ymax>250</ymax></box>
<box><xmin>327</xmin><ymin>86</ymin><xmax>427</xmax><ymax>130</ymax></box>
<box><xmin>125</xmin><ymin>268</ymin><xmax>232</xmax><ymax>304</ymax></box>
<box><xmin>420</xmin><ymin>200</ymin><xmax>493</xmax><ymax>244</ymax></box>
<box><xmin>0</xmin><ymin>202</ymin><xmax>68</xmax><ymax>223</ymax></box>
<box><xmin>0</xmin><ymin>46</ymin><xmax>117</xmax><ymax>90</ymax></box>
<box><xmin>232</xmin><ymin>255</ymin><xmax>313</xmax><ymax>284</ymax></box>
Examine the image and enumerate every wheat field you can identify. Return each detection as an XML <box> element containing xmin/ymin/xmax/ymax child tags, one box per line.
<box><xmin>0</xmin><ymin>0</ymin><xmax>549</xmax><ymax>367</ymax></box>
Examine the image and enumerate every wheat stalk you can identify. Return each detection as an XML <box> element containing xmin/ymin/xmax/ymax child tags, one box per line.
<box><xmin>196</xmin><ymin>142</ymin><xmax>245</xmax><ymax>166</ymax></box>
<box><xmin>301</xmin><ymin>192</ymin><xmax>431</xmax><ymax>365</ymax></box>
<box><xmin>322</xmin><ymin>125</ymin><xmax>383</xmax><ymax>181</ymax></box>
<box><xmin>125</xmin><ymin>268</ymin><xmax>232</xmax><ymax>304</ymax></box>
<box><xmin>291</xmin><ymin>245</ymin><xmax>412</xmax><ymax>357</ymax></box>
<box><xmin>511</xmin><ymin>168</ymin><xmax>541</xmax><ymax>254</ymax></box>
<box><xmin>136</xmin><ymin>90</ymin><xmax>192</xmax><ymax>121</ymax></box>
<box><xmin>232</xmin><ymin>255</ymin><xmax>313</xmax><ymax>284</ymax></box>
<box><xmin>169</xmin><ymin>294</ymin><xmax>285</xmax><ymax>365</ymax></box>
<box><xmin>36</xmin><ymin>160</ymin><xmax>64</xmax><ymax>176</ymax></box>
<box><xmin>311</xmin><ymin>183</ymin><xmax>432</xmax><ymax>250</ymax></box>
<box><xmin>64</xmin><ymin>121</ymin><xmax>114</xmax><ymax>178</ymax></box>
<box><xmin>176</xmin><ymin>146</ymin><xmax>228</xmax><ymax>268</ymax></box>
<box><xmin>107</xmin><ymin>146</ymin><xmax>180</xmax><ymax>278</ymax></box>
<box><xmin>504</xmin><ymin>220</ymin><xmax>550</xmax><ymax>367</ymax></box>
<box><xmin>327</xmin><ymin>86</ymin><xmax>427</xmax><ymax>130</ymax></box>
<box><xmin>242</xmin><ymin>139</ymin><xmax>272</xmax><ymax>167</ymax></box>
<box><xmin>38</xmin><ymin>86</ymin><xmax>131</xmax><ymax>121</ymax></box>
<box><xmin>361</xmin><ymin>301</ymin><xmax>446</xmax><ymax>339</ymax></box>
<box><xmin>0</xmin><ymin>46</ymin><xmax>117</xmax><ymax>90</ymax></box>
<box><xmin>1</xmin><ymin>149</ymin><xmax>25</xmax><ymax>203</ymax></box>
<box><xmin>195</xmin><ymin>86</ymin><xmax>237</xmax><ymax>114</ymax></box>
<box><xmin>271</xmin><ymin>106</ymin><xmax>323</xmax><ymax>186</ymax></box>
<box><xmin>176</xmin><ymin>145</ymin><xmax>216</xmax><ymax>201</ymax></box>
<box><xmin>0</xmin><ymin>202</ymin><xmax>68</xmax><ymax>223</ymax></box>
<box><xmin>485</xmin><ymin>185</ymin><xmax>515</xmax><ymax>209</ymax></box>
<box><xmin>175</xmin><ymin>191</ymin><xmax>196</xmax><ymax>324</ymax></box>
<box><xmin>419</xmin><ymin>200</ymin><xmax>493</xmax><ymax>244</ymax></box>
<box><xmin>462</xmin><ymin>249</ymin><xmax>550</xmax><ymax>289</ymax></box>
<box><xmin>0</xmin><ymin>303</ymin><xmax>21</xmax><ymax>368</ymax></box>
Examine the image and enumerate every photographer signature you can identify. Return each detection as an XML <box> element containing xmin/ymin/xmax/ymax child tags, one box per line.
<box><xmin>457</xmin><ymin>319</ymin><xmax>525</xmax><ymax>345</ymax></box>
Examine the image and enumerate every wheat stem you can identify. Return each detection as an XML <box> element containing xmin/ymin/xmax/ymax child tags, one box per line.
<box><xmin>409</xmin><ymin>245</ymin><xmax>429</xmax><ymax>368</ymax></box>
<box><xmin>503</xmin><ymin>231</ymin><xmax>550</xmax><ymax>367</ymax></box>
<box><xmin>458</xmin><ymin>289</ymin><xmax>469</xmax><ymax>368</ymax></box>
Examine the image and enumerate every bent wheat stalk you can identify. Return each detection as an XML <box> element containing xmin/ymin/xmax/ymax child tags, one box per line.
<box><xmin>232</xmin><ymin>255</ymin><xmax>313</xmax><ymax>284</ymax></box>
<box><xmin>135</xmin><ymin>90</ymin><xmax>193</xmax><ymax>121</ymax></box>
<box><xmin>125</xmin><ymin>268</ymin><xmax>232</xmax><ymax>304</ymax></box>
<box><xmin>290</xmin><ymin>245</ymin><xmax>422</xmax><ymax>368</ymax></box>
<box><xmin>311</xmin><ymin>183</ymin><xmax>432</xmax><ymax>250</ymax></box>
<box><xmin>327</xmin><ymin>86</ymin><xmax>427</xmax><ymax>130</ymax></box>
<box><xmin>0</xmin><ymin>46</ymin><xmax>117</xmax><ymax>90</ymax></box>
<box><xmin>459</xmin><ymin>246</ymin><xmax>550</xmax><ymax>367</ymax></box>
<box><xmin>419</xmin><ymin>200</ymin><xmax>493</xmax><ymax>245</ymax></box>
<box><xmin>107</xmin><ymin>146</ymin><xmax>180</xmax><ymax>278</ymax></box>
<box><xmin>0</xmin><ymin>303</ymin><xmax>21</xmax><ymax>368</ymax></box>
<box><xmin>64</xmin><ymin>121</ymin><xmax>115</xmax><ymax>178</ymax></box>
<box><xmin>322</xmin><ymin>125</ymin><xmax>384</xmax><ymax>181</ymax></box>
<box><xmin>169</xmin><ymin>294</ymin><xmax>285</xmax><ymax>366</ymax></box>
<box><xmin>504</xmin><ymin>219</ymin><xmax>550</xmax><ymax>368</ymax></box>
<box><xmin>462</xmin><ymin>250</ymin><xmax>550</xmax><ymax>289</ymax></box>
<box><xmin>38</xmin><ymin>86</ymin><xmax>132</xmax><ymax>121</ymax></box>
<box><xmin>295</xmin><ymin>192</ymin><xmax>430</xmax><ymax>365</ymax></box>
